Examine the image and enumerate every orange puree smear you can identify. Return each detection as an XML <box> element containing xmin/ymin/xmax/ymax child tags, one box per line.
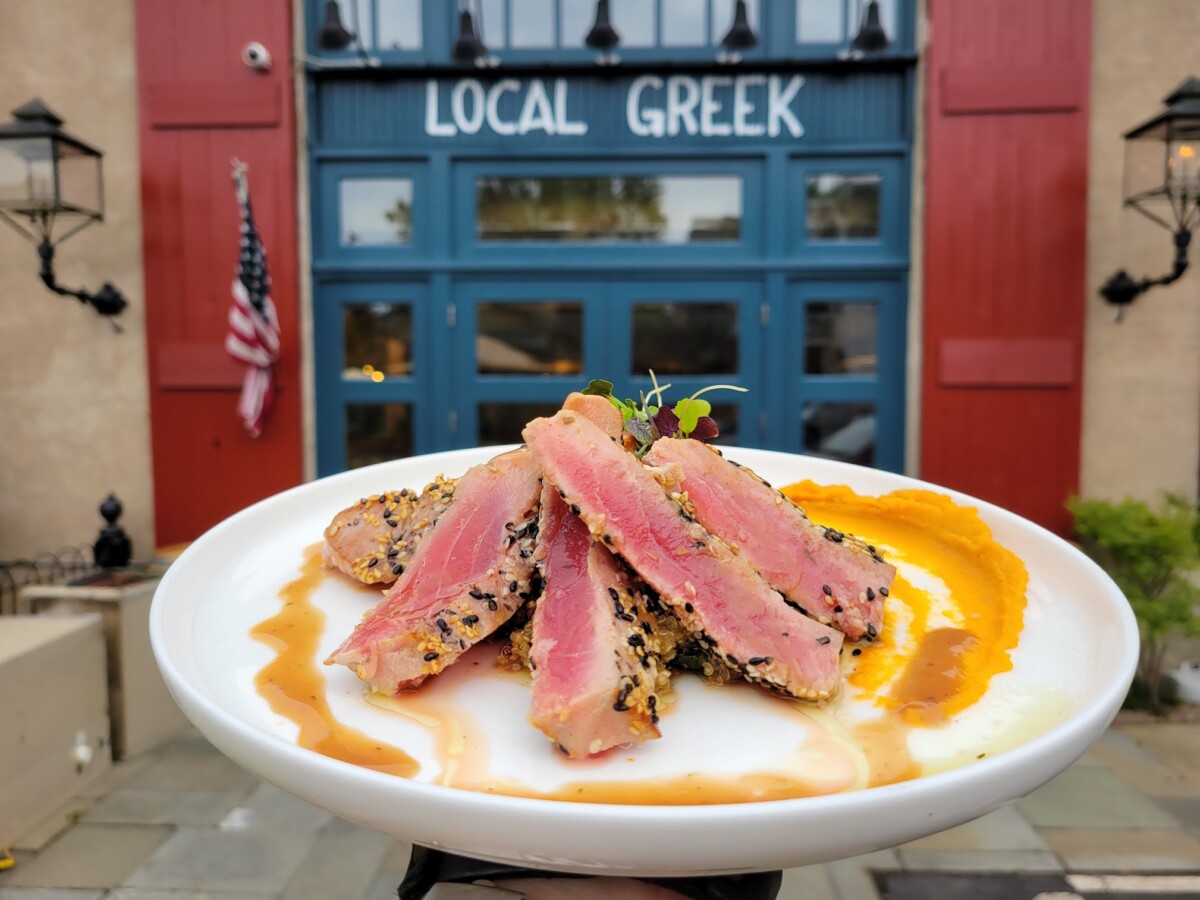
<box><xmin>782</xmin><ymin>482</ymin><xmax>1028</xmax><ymax>722</ymax></box>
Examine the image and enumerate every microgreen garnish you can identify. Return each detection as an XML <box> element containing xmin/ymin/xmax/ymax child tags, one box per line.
<box><xmin>580</xmin><ymin>373</ymin><xmax>748</xmax><ymax>455</ymax></box>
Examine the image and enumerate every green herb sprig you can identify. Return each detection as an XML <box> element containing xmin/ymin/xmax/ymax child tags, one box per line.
<box><xmin>581</xmin><ymin>372</ymin><xmax>748</xmax><ymax>456</ymax></box>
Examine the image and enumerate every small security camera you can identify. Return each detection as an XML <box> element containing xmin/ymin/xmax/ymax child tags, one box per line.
<box><xmin>242</xmin><ymin>42</ymin><xmax>272</xmax><ymax>72</ymax></box>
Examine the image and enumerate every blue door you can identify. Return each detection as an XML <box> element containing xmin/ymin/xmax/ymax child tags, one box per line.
<box><xmin>309</xmin><ymin>64</ymin><xmax>914</xmax><ymax>476</ymax></box>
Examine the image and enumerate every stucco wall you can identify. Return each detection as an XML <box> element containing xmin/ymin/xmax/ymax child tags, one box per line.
<box><xmin>0</xmin><ymin>1</ymin><xmax>154</xmax><ymax>559</ymax></box>
<box><xmin>1081</xmin><ymin>0</ymin><xmax>1200</xmax><ymax>503</ymax></box>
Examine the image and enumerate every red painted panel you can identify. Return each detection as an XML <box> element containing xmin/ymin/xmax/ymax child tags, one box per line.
<box><xmin>135</xmin><ymin>0</ymin><xmax>302</xmax><ymax>545</ymax></box>
<box><xmin>921</xmin><ymin>0</ymin><xmax>1090</xmax><ymax>534</ymax></box>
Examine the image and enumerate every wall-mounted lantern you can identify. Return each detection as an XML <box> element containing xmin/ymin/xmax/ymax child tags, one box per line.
<box><xmin>0</xmin><ymin>99</ymin><xmax>127</xmax><ymax>327</ymax></box>
<box><xmin>1101</xmin><ymin>76</ymin><xmax>1200</xmax><ymax>319</ymax></box>
<box><xmin>718</xmin><ymin>0</ymin><xmax>757</xmax><ymax>64</ymax></box>
<box><xmin>585</xmin><ymin>0</ymin><xmax>620</xmax><ymax>65</ymax></box>
<box><xmin>453</xmin><ymin>4</ymin><xmax>497</xmax><ymax>67</ymax></box>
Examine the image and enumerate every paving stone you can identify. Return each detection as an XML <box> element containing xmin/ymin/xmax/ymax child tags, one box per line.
<box><xmin>76</xmin><ymin>756</ymin><xmax>155</xmax><ymax>800</ymax></box>
<box><xmin>105</xmin><ymin>892</ymin><xmax>274</xmax><ymax>897</ymax></box>
<box><xmin>84</xmin><ymin>789</ymin><xmax>245</xmax><ymax>827</ymax></box>
<box><xmin>106</xmin><ymin>891</ymin><xmax>275</xmax><ymax>900</ymax></box>
<box><xmin>121</xmin><ymin>826</ymin><xmax>313</xmax><ymax>894</ymax></box>
<box><xmin>1155</xmin><ymin>797</ymin><xmax>1200</xmax><ymax>831</ymax></box>
<box><xmin>1016</xmin><ymin>767</ymin><xmax>1180</xmax><ymax>829</ymax></box>
<box><xmin>361</xmin><ymin>870</ymin><xmax>406</xmax><ymax>900</ymax></box>
<box><xmin>1085</xmin><ymin>729</ymin><xmax>1200</xmax><ymax>799</ymax></box>
<box><xmin>0</xmin><ymin>825</ymin><xmax>172</xmax><ymax>890</ymax></box>
<box><xmin>778</xmin><ymin>864</ymin><xmax>837</xmax><ymax>900</ymax></box>
<box><xmin>896</xmin><ymin>849</ymin><xmax>1063</xmax><ymax>873</ymax></box>
<box><xmin>279</xmin><ymin>817</ymin><xmax>391</xmax><ymax>900</ymax></box>
<box><xmin>1116</xmin><ymin>724</ymin><xmax>1200</xmax><ymax>789</ymax></box>
<box><xmin>11</xmin><ymin>797</ymin><xmax>98</xmax><ymax>852</ymax></box>
<box><xmin>823</xmin><ymin>849</ymin><xmax>900</xmax><ymax>900</ymax></box>
<box><xmin>1039</xmin><ymin>827</ymin><xmax>1200</xmax><ymax>872</ymax></box>
<box><xmin>877</xmin><ymin>872</ymin><xmax>1073</xmax><ymax>900</ymax></box>
<box><xmin>0</xmin><ymin>891</ymin><xmax>105</xmax><ymax>900</ymax></box>
<box><xmin>901</xmin><ymin>806</ymin><xmax>1050</xmax><ymax>852</ymax></box>
<box><xmin>125</xmin><ymin>754</ymin><xmax>259</xmax><ymax>794</ymax></box>
<box><xmin>219</xmin><ymin>783</ymin><xmax>331</xmax><ymax>833</ymax></box>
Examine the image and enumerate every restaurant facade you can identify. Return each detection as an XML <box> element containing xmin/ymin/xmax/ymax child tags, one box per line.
<box><xmin>1</xmin><ymin>0</ymin><xmax>1196</xmax><ymax>558</ymax></box>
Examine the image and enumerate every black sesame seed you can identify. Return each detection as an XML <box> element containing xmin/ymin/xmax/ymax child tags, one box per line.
<box><xmin>627</xmin><ymin>633</ymin><xmax>645</xmax><ymax>647</ymax></box>
<box><xmin>608</xmin><ymin>588</ymin><xmax>620</xmax><ymax>602</ymax></box>
<box><xmin>468</xmin><ymin>589</ymin><xmax>484</xmax><ymax>599</ymax></box>
<box><xmin>748</xmin><ymin>657</ymin><xmax>767</xmax><ymax>665</ymax></box>
<box><xmin>570</xmin><ymin>504</ymin><xmax>581</xmax><ymax>515</ymax></box>
<box><xmin>400</xmin><ymin>488</ymin><xmax>409</xmax><ymax>497</ymax></box>
<box><xmin>392</xmin><ymin>564</ymin><xmax>403</xmax><ymax>575</ymax></box>
<box><xmin>866</xmin><ymin>587</ymin><xmax>875</xmax><ymax>600</ymax></box>
<box><xmin>603</xmin><ymin>534</ymin><xmax>613</xmax><ymax>544</ymax></box>
<box><xmin>831</xmin><ymin>533</ymin><xmax>843</xmax><ymax>543</ymax></box>
<box><xmin>822</xmin><ymin>584</ymin><xmax>832</xmax><ymax>596</ymax></box>
<box><xmin>613</xmin><ymin>701</ymin><xmax>630</xmax><ymax>712</ymax></box>
<box><xmin>852</xmin><ymin>648</ymin><xmax>862</xmax><ymax>656</ymax></box>
<box><xmin>648</xmin><ymin>695</ymin><xmax>657</xmax><ymax>709</ymax></box>
<box><xmin>684</xmin><ymin>602</ymin><xmax>694</xmax><ymax>613</ymax></box>
<box><xmin>463</xmin><ymin>615</ymin><xmax>479</xmax><ymax>627</ymax></box>
<box><xmin>509</xmin><ymin>581</ymin><xmax>518</xmax><ymax>592</ymax></box>
<box><xmin>557</xmin><ymin>743</ymin><xmax>569</xmax><ymax>755</ymax></box>
<box><xmin>558</xmin><ymin>489</ymin><xmax>566</xmax><ymax>498</ymax></box>
<box><xmin>387</xmin><ymin>547</ymin><xmax>399</xmax><ymax>558</ymax></box>
<box><xmin>817</xmin><ymin>636</ymin><xmax>832</xmax><ymax>645</ymax></box>
<box><xmin>641</xmin><ymin>621</ymin><xmax>653</xmax><ymax>634</ymax></box>
<box><xmin>834</xmin><ymin>605</ymin><xmax>843</xmax><ymax>613</ymax></box>
<box><xmin>487</xmin><ymin>599</ymin><xmax>498</xmax><ymax>611</ymax></box>
<box><xmin>386</xmin><ymin>519</ymin><xmax>398</xmax><ymax>528</ymax></box>
<box><xmin>867</xmin><ymin>624</ymin><xmax>878</xmax><ymax>637</ymax></box>
<box><xmin>423</xmin><ymin>652</ymin><xmax>439</xmax><ymax>661</ymax></box>
<box><xmin>436</xmin><ymin>618</ymin><xmax>448</xmax><ymax>633</ymax></box>
<box><xmin>367</xmin><ymin>557</ymin><xmax>379</xmax><ymax>568</ymax></box>
<box><xmin>383</xmin><ymin>508</ymin><xmax>393</xmax><ymax>518</ymax></box>
<box><xmin>879</xmin><ymin>587</ymin><xmax>889</xmax><ymax>597</ymax></box>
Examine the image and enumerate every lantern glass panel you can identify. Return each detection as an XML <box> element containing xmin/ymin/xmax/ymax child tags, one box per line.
<box><xmin>55</xmin><ymin>141</ymin><xmax>103</xmax><ymax>219</ymax></box>
<box><xmin>1123</xmin><ymin>135</ymin><xmax>1171</xmax><ymax>205</ymax></box>
<box><xmin>0</xmin><ymin>136</ymin><xmax>55</xmax><ymax>215</ymax></box>
<box><xmin>1167</xmin><ymin>138</ymin><xmax>1200</xmax><ymax>204</ymax></box>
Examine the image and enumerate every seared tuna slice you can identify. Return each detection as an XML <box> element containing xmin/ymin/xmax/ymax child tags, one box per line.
<box><xmin>529</xmin><ymin>485</ymin><xmax>664</xmax><ymax>757</ymax></box>
<box><xmin>524</xmin><ymin>411</ymin><xmax>843</xmax><ymax>701</ymax></box>
<box><xmin>645</xmin><ymin>440</ymin><xmax>894</xmax><ymax>641</ymax></box>
<box><xmin>322</xmin><ymin>476</ymin><xmax>457</xmax><ymax>585</ymax></box>
<box><xmin>326</xmin><ymin>449</ymin><xmax>541</xmax><ymax>693</ymax></box>
<box><xmin>562</xmin><ymin>391</ymin><xmax>624</xmax><ymax>440</ymax></box>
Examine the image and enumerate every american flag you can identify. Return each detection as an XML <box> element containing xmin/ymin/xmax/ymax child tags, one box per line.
<box><xmin>225</xmin><ymin>160</ymin><xmax>280</xmax><ymax>438</ymax></box>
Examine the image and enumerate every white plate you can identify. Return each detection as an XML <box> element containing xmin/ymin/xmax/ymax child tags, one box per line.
<box><xmin>150</xmin><ymin>446</ymin><xmax>1137</xmax><ymax>876</ymax></box>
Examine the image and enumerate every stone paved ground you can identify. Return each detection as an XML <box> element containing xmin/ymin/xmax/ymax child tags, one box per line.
<box><xmin>3</xmin><ymin>724</ymin><xmax>1200</xmax><ymax>900</ymax></box>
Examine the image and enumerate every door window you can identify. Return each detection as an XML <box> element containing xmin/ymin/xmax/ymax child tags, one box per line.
<box><xmin>631</xmin><ymin>302</ymin><xmax>739</xmax><ymax>375</ymax></box>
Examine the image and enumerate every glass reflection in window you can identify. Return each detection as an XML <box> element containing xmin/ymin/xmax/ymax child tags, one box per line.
<box><xmin>806</xmin><ymin>173</ymin><xmax>881</xmax><ymax>240</ymax></box>
<box><xmin>479</xmin><ymin>403</ymin><xmax>562</xmax><ymax>446</ymax></box>
<box><xmin>511</xmin><ymin>0</ymin><xmax>556</xmax><ymax>46</ymax></box>
<box><xmin>805</xmin><ymin>303</ymin><xmax>877</xmax><ymax>375</ymax></box>
<box><xmin>477</xmin><ymin>176</ymin><xmax>741</xmax><ymax>243</ymax></box>
<box><xmin>347</xmin><ymin>403</ymin><xmax>413</xmax><ymax>469</ymax></box>
<box><xmin>803</xmin><ymin>403</ymin><xmax>875</xmax><ymax>465</ymax></box>
<box><xmin>611</xmin><ymin>0</ymin><xmax>656</xmax><ymax>46</ymax></box>
<box><xmin>376</xmin><ymin>0</ymin><xmax>422</xmax><ymax>50</ymax></box>
<box><xmin>632</xmin><ymin>302</ymin><xmax>738</xmax><ymax>375</ymax></box>
<box><xmin>340</xmin><ymin>178</ymin><xmax>413</xmax><ymax>246</ymax></box>
<box><xmin>476</xmin><ymin>302</ymin><xmax>583</xmax><ymax>374</ymax></box>
<box><xmin>662</xmin><ymin>0</ymin><xmax>706</xmax><ymax>46</ymax></box>
<box><xmin>343</xmin><ymin>304</ymin><xmax>412</xmax><ymax>380</ymax></box>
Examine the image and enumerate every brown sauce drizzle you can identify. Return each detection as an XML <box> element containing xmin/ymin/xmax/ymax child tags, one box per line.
<box><xmin>251</xmin><ymin>544</ymin><xmax>419</xmax><ymax>777</ymax></box>
<box><xmin>888</xmin><ymin>628</ymin><xmax>980</xmax><ymax>727</ymax></box>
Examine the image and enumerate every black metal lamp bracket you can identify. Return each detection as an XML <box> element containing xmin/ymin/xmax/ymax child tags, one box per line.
<box><xmin>37</xmin><ymin>237</ymin><xmax>127</xmax><ymax>331</ymax></box>
<box><xmin>1100</xmin><ymin>228</ymin><xmax>1192</xmax><ymax>322</ymax></box>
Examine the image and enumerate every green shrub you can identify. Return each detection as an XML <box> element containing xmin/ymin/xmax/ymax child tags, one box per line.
<box><xmin>1068</xmin><ymin>495</ymin><xmax>1200</xmax><ymax>716</ymax></box>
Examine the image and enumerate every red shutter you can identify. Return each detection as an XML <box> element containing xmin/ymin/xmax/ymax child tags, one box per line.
<box><xmin>135</xmin><ymin>0</ymin><xmax>302</xmax><ymax>544</ymax></box>
<box><xmin>921</xmin><ymin>0</ymin><xmax>1091</xmax><ymax>534</ymax></box>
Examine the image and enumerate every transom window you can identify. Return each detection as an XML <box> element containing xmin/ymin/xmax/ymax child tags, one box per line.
<box><xmin>795</xmin><ymin>0</ymin><xmax>896</xmax><ymax>44</ymax></box>
<box><xmin>343</xmin><ymin>0</ymin><xmax>423</xmax><ymax>51</ymax></box>
<box><xmin>476</xmin><ymin>0</ymin><xmax>760</xmax><ymax>51</ymax></box>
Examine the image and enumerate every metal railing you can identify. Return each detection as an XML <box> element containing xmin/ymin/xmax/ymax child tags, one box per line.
<box><xmin>0</xmin><ymin>545</ymin><xmax>100</xmax><ymax>616</ymax></box>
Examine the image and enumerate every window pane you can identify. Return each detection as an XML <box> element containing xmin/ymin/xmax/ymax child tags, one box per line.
<box><xmin>611</xmin><ymin>0</ymin><xmax>656</xmax><ymax>46</ymax></box>
<box><xmin>479</xmin><ymin>403</ymin><xmax>562</xmax><ymax>446</ymax></box>
<box><xmin>477</xmin><ymin>302</ymin><xmax>583</xmax><ymax>374</ymax></box>
<box><xmin>347</xmin><ymin>403</ymin><xmax>412</xmax><ymax>468</ymax></box>
<box><xmin>805</xmin><ymin>303</ymin><xmax>877</xmax><ymax>375</ymax></box>
<box><xmin>806</xmin><ymin>173</ymin><xmax>881</xmax><ymax>240</ymax></box>
<box><xmin>797</xmin><ymin>0</ymin><xmax>842</xmax><ymax>42</ymax></box>
<box><xmin>560</xmin><ymin>0</ymin><xmax>592</xmax><ymax>47</ymax></box>
<box><xmin>340</xmin><ymin>178</ymin><xmax>413</xmax><ymax>246</ymax></box>
<box><xmin>803</xmin><ymin>402</ymin><xmax>875</xmax><ymax>465</ymax></box>
<box><xmin>662</xmin><ymin>0</ymin><xmax>707</xmax><ymax>46</ymax></box>
<box><xmin>511</xmin><ymin>0</ymin><xmax>556</xmax><ymax>47</ymax></box>
<box><xmin>711</xmin><ymin>0</ymin><xmax>758</xmax><ymax>44</ymax></box>
<box><xmin>479</xmin><ymin>0</ymin><xmax>507</xmax><ymax>49</ymax></box>
<box><xmin>632</xmin><ymin>302</ymin><xmax>738</xmax><ymax>375</ymax></box>
<box><xmin>476</xmin><ymin>176</ymin><xmax>741</xmax><ymax>243</ymax></box>
<box><xmin>343</xmin><ymin>303</ymin><xmax>412</xmax><ymax>379</ymax></box>
<box><xmin>707</xmin><ymin>403</ymin><xmax>741</xmax><ymax>446</ymax></box>
<box><xmin>377</xmin><ymin>0</ymin><xmax>422</xmax><ymax>50</ymax></box>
